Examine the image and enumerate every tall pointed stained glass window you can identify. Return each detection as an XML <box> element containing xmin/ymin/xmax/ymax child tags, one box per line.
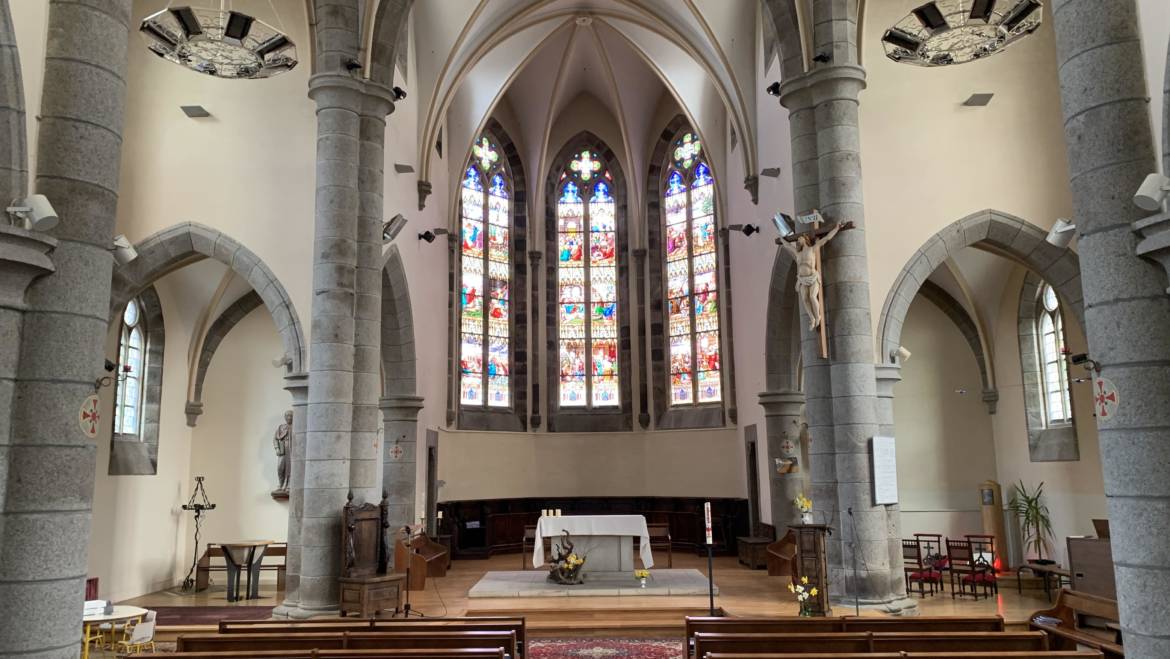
<box><xmin>1036</xmin><ymin>283</ymin><xmax>1071</xmax><ymax>426</ymax></box>
<box><xmin>557</xmin><ymin>149</ymin><xmax>619</xmax><ymax>408</ymax></box>
<box><xmin>115</xmin><ymin>298</ymin><xmax>147</xmax><ymax>435</ymax></box>
<box><xmin>663</xmin><ymin>132</ymin><xmax>722</xmax><ymax>406</ymax></box>
<box><xmin>459</xmin><ymin>135</ymin><xmax>511</xmax><ymax>408</ymax></box>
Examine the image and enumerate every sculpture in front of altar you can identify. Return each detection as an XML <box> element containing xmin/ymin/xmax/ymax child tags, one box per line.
<box><xmin>548</xmin><ymin>530</ymin><xmax>587</xmax><ymax>585</ymax></box>
<box><xmin>272</xmin><ymin>409</ymin><xmax>292</xmax><ymax>494</ymax></box>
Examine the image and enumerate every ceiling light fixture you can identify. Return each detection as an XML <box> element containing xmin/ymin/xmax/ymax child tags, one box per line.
<box><xmin>139</xmin><ymin>6</ymin><xmax>298</xmax><ymax>79</ymax></box>
<box><xmin>881</xmin><ymin>0</ymin><xmax>1043</xmax><ymax>67</ymax></box>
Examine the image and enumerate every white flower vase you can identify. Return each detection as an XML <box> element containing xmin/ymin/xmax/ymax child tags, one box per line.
<box><xmin>801</xmin><ymin>511</ymin><xmax>813</xmax><ymax>524</ymax></box>
<box><xmin>639</xmin><ymin>577</ymin><xmax>647</xmax><ymax>588</ymax></box>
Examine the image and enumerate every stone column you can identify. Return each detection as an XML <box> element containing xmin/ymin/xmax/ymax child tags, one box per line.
<box><xmin>759</xmin><ymin>390</ymin><xmax>806</xmax><ymax>529</ymax></box>
<box><xmin>0</xmin><ymin>0</ymin><xmax>26</xmax><ymax>206</ymax></box>
<box><xmin>1053</xmin><ymin>2</ymin><xmax>1170</xmax><ymax>655</ymax></box>
<box><xmin>298</xmin><ymin>72</ymin><xmax>364</xmax><ymax>615</ymax></box>
<box><xmin>274</xmin><ymin>372</ymin><xmax>308</xmax><ymax>616</ymax></box>
<box><xmin>351</xmin><ymin>85</ymin><xmax>395</xmax><ymax>506</ymax></box>
<box><xmin>874</xmin><ymin>364</ymin><xmax>909</xmax><ymax>601</ymax></box>
<box><xmin>527</xmin><ymin>249</ymin><xmax>542</xmax><ymax>428</ymax></box>
<box><xmin>633</xmin><ymin>247</ymin><xmax>649</xmax><ymax>428</ymax></box>
<box><xmin>0</xmin><ymin>1</ymin><xmax>132</xmax><ymax>654</ymax></box>
<box><xmin>380</xmin><ymin>395</ymin><xmax>424</xmax><ymax>546</ymax></box>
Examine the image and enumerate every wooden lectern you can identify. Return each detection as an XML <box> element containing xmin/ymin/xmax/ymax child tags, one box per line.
<box><xmin>394</xmin><ymin>527</ymin><xmax>450</xmax><ymax>592</ymax></box>
<box><xmin>339</xmin><ymin>493</ymin><xmax>404</xmax><ymax>617</ymax></box>
<box><xmin>790</xmin><ymin>524</ymin><xmax>831</xmax><ymax>616</ymax></box>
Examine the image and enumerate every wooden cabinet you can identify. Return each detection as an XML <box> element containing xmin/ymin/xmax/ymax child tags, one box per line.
<box><xmin>791</xmin><ymin>524</ymin><xmax>831</xmax><ymax>616</ymax></box>
<box><xmin>1068</xmin><ymin>537</ymin><xmax>1115</xmax><ymax>600</ymax></box>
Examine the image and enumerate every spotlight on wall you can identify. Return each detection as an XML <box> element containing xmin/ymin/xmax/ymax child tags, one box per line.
<box><xmin>383</xmin><ymin>214</ymin><xmax>408</xmax><ymax>243</ymax></box>
<box><xmin>765</xmin><ymin>81</ymin><xmax>781</xmax><ymax>97</ymax></box>
<box><xmin>1045</xmin><ymin>218</ymin><xmax>1076</xmax><ymax>248</ymax></box>
<box><xmin>6</xmin><ymin>194</ymin><xmax>59</xmax><ymax>231</ymax></box>
<box><xmin>954</xmin><ymin>388</ymin><xmax>968</xmax><ymax>395</ymax></box>
<box><xmin>771</xmin><ymin>212</ymin><xmax>795</xmax><ymax>239</ymax></box>
<box><xmin>418</xmin><ymin>228</ymin><xmax>450</xmax><ymax>243</ymax></box>
<box><xmin>1070</xmin><ymin>352</ymin><xmax>1101</xmax><ymax>373</ymax></box>
<box><xmin>812</xmin><ymin>52</ymin><xmax>832</xmax><ymax>63</ymax></box>
<box><xmin>760</xmin><ymin>167</ymin><xmax>782</xmax><ymax>178</ymax></box>
<box><xmin>112</xmin><ymin>234</ymin><xmax>138</xmax><ymax>265</ymax></box>
<box><xmin>392</xmin><ymin>86</ymin><xmax>407</xmax><ymax>101</ymax></box>
<box><xmin>344</xmin><ymin>57</ymin><xmax>362</xmax><ymax>71</ymax></box>
<box><xmin>725</xmin><ymin>223</ymin><xmax>760</xmax><ymax>237</ymax></box>
<box><xmin>892</xmin><ymin>345</ymin><xmax>912</xmax><ymax>363</ymax></box>
<box><xmin>1134</xmin><ymin>173</ymin><xmax>1170</xmax><ymax>211</ymax></box>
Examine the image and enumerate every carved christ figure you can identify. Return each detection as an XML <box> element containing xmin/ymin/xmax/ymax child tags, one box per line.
<box><xmin>273</xmin><ymin>409</ymin><xmax>292</xmax><ymax>492</ymax></box>
<box><xmin>781</xmin><ymin>223</ymin><xmax>844</xmax><ymax>331</ymax></box>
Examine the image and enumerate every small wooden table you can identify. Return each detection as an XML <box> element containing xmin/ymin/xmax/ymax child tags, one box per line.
<box><xmin>220</xmin><ymin>540</ymin><xmax>275</xmax><ymax>602</ymax></box>
<box><xmin>82</xmin><ymin>605</ymin><xmax>146</xmax><ymax>659</ymax></box>
<box><xmin>1017</xmin><ymin>561</ymin><xmax>1071</xmax><ymax>600</ymax></box>
<box><xmin>736</xmin><ymin>536</ymin><xmax>772</xmax><ymax>569</ymax></box>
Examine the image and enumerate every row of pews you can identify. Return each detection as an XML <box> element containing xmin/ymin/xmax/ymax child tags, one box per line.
<box><xmin>685</xmin><ymin>614</ymin><xmax>1106</xmax><ymax>659</ymax></box>
<box><xmin>150</xmin><ymin>616</ymin><xmax>526</xmax><ymax>659</ymax></box>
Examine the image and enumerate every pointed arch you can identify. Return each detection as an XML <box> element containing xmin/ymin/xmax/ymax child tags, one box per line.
<box><xmin>382</xmin><ymin>245</ymin><xmax>416</xmax><ymax>397</ymax></box>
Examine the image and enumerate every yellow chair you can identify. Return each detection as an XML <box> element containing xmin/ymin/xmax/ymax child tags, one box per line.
<box><xmin>114</xmin><ymin>610</ymin><xmax>156</xmax><ymax>654</ymax></box>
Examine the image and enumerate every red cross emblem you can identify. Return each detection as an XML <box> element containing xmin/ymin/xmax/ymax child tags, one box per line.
<box><xmin>79</xmin><ymin>395</ymin><xmax>100</xmax><ymax>438</ymax></box>
<box><xmin>389</xmin><ymin>443</ymin><xmax>404</xmax><ymax>460</ymax></box>
<box><xmin>780</xmin><ymin>439</ymin><xmax>796</xmax><ymax>455</ymax></box>
<box><xmin>1094</xmin><ymin>377</ymin><xmax>1119</xmax><ymax>419</ymax></box>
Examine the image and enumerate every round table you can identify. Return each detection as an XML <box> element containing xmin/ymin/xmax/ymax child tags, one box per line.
<box><xmin>82</xmin><ymin>605</ymin><xmax>147</xmax><ymax>659</ymax></box>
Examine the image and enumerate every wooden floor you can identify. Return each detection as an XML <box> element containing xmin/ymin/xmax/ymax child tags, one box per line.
<box><xmin>124</xmin><ymin>552</ymin><xmax>1056</xmax><ymax>637</ymax></box>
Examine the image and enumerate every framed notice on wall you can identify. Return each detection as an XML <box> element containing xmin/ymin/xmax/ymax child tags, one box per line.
<box><xmin>872</xmin><ymin>436</ymin><xmax>898</xmax><ymax>505</ymax></box>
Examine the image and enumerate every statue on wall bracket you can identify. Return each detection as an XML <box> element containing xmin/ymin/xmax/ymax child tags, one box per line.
<box><xmin>271</xmin><ymin>409</ymin><xmax>292</xmax><ymax>501</ymax></box>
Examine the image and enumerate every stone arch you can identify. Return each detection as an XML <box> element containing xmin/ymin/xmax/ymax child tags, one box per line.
<box><xmin>369</xmin><ymin>0</ymin><xmax>414</xmax><ymax>87</ymax></box>
<box><xmin>765</xmin><ymin>247</ymin><xmax>802</xmax><ymax>392</ymax></box>
<box><xmin>110</xmin><ymin>222</ymin><xmax>307</xmax><ymax>375</ymax></box>
<box><xmin>381</xmin><ymin>244</ymin><xmax>416</xmax><ymax>398</ymax></box>
<box><xmin>760</xmin><ymin>0</ymin><xmax>808</xmax><ymax>80</ymax></box>
<box><xmin>185</xmin><ymin>291</ymin><xmax>263</xmax><ymax>426</ymax></box>
<box><xmin>877</xmin><ymin>210</ymin><xmax>1084</xmax><ymax>365</ymax></box>
<box><xmin>917</xmin><ymin>280</ymin><xmax>998</xmax><ymax>413</ymax></box>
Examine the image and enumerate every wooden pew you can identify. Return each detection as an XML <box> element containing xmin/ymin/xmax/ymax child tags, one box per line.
<box><xmin>705</xmin><ymin>653</ymin><xmax>1102</xmax><ymax>659</ymax></box>
<box><xmin>147</xmin><ymin>651</ymin><xmax>505</xmax><ymax>659</ymax></box>
<box><xmin>692</xmin><ymin>631</ymin><xmax>1048</xmax><ymax>658</ymax></box>
<box><xmin>1029</xmin><ymin>589</ymin><xmax>1123</xmax><ymax>658</ymax></box>
<box><xmin>686</xmin><ymin>616</ymin><xmax>1007</xmax><ymax>653</ymax></box>
<box><xmin>215</xmin><ymin>617</ymin><xmax>526</xmax><ymax>656</ymax></box>
<box><xmin>177</xmin><ymin>630</ymin><xmax>517</xmax><ymax>655</ymax></box>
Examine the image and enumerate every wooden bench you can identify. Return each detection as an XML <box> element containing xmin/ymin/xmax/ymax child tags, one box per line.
<box><xmin>693</xmin><ymin>631</ymin><xmax>1049</xmax><ymax>658</ymax></box>
<box><xmin>176</xmin><ymin>631</ymin><xmax>517</xmax><ymax>655</ymax></box>
<box><xmin>704</xmin><ymin>653</ymin><xmax>1102</xmax><ymax>659</ymax></box>
<box><xmin>195</xmin><ymin>543</ymin><xmax>286</xmax><ymax>592</ymax></box>
<box><xmin>216</xmin><ymin>617</ymin><xmax>526</xmax><ymax>656</ymax></box>
<box><xmin>686</xmin><ymin>616</ymin><xmax>1006</xmax><ymax>653</ymax></box>
<box><xmin>146</xmin><ymin>650</ymin><xmax>506</xmax><ymax>659</ymax></box>
<box><xmin>1030</xmin><ymin>589</ymin><xmax>1123</xmax><ymax>658</ymax></box>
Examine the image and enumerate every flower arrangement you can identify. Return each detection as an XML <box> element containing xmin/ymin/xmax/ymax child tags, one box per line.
<box><xmin>794</xmin><ymin>494</ymin><xmax>813</xmax><ymax>523</ymax></box>
<box><xmin>788</xmin><ymin>576</ymin><xmax>819</xmax><ymax>616</ymax></box>
<box><xmin>634</xmin><ymin>568</ymin><xmax>651</xmax><ymax>588</ymax></box>
<box><xmin>548</xmin><ymin>531</ymin><xmax>587</xmax><ymax>585</ymax></box>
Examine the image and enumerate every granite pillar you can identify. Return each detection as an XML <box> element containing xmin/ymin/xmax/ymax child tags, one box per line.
<box><xmin>380</xmin><ymin>395</ymin><xmax>424</xmax><ymax>548</ymax></box>
<box><xmin>527</xmin><ymin>250</ymin><xmax>542</xmax><ymax>428</ymax></box>
<box><xmin>274</xmin><ymin>372</ymin><xmax>308</xmax><ymax>617</ymax></box>
<box><xmin>759</xmin><ymin>390</ymin><xmax>806</xmax><ymax>529</ymax></box>
<box><xmin>1052</xmin><ymin>1</ymin><xmax>1170</xmax><ymax>655</ymax></box>
<box><xmin>298</xmin><ymin>72</ymin><xmax>364</xmax><ymax>616</ymax></box>
<box><xmin>0</xmin><ymin>0</ymin><xmax>26</xmax><ymax>206</ymax></box>
<box><xmin>0</xmin><ymin>1</ymin><xmax>132</xmax><ymax>654</ymax></box>
<box><xmin>874</xmin><ymin>364</ymin><xmax>909</xmax><ymax>601</ymax></box>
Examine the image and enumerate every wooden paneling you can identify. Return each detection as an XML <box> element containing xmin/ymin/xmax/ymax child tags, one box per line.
<box><xmin>436</xmin><ymin>497</ymin><xmax>749</xmax><ymax>559</ymax></box>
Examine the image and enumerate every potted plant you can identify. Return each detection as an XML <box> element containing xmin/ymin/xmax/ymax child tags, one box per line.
<box><xmin>1008</xmin><ymin>480</ymin><xmax>1055</xmax><ymax>565</ymax></box>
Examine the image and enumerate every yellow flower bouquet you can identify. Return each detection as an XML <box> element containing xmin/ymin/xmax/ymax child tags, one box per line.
<box><xmin>787</xmin><ymin>576</ymin><xmax>819</xmax><ymax>616</ymax></box>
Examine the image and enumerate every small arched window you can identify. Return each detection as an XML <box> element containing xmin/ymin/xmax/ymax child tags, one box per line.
<box><xmin>556</xmin><ymin>150</ymin><xmax>620</xmax><ymax>408</ymax></box>
<box><xmin>459</xmin><ymin>135</ymin><xmax>512</xmax><ymax>409</ymax></box>
<box><xmin>663</xmin><ymin>132</ymin><xmax>722</xmax><ymax>406</ymax></box>
<box><xmin>115</xmin><ymin>298</ymin><xmax>147</xmax><ymax>436</ymax></box>
<box><xmin>1036</xmin><ymin>284</ymin><xmax>1071</xmax><ymax>426</ymax></box>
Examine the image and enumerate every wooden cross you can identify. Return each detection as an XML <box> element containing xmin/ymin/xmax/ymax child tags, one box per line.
<box><xmin>783</xmin><ymin>218</ymin><xmax>856</xmax><ymax>359</ymax></box>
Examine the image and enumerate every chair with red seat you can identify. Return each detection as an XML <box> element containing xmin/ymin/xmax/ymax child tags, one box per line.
<box><xmin>914</xmin><ymin>533</ymin><xmax>947</xmax><ymax>591</ymax></box>
<box><xmin>902</xmin><ymin>539</ymin><xmax>940</xmax><ymax>597</ymax></box>
<box><xmin>948</xmin><ymin>538</ymin><xmax>994</xmax><ymax>600</ymax></box>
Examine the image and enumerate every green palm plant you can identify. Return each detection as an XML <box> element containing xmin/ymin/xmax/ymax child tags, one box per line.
<box><xmin>1008</xmin><ymin>480</ymin><xmax>1054</xmax><ymax>562</ymax></box>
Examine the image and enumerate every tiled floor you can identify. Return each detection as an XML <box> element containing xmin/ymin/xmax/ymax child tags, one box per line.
<box><xmin>467</xmin><ymin>569</ymin><xmax>718</xmax><ymax>598</ymax></box>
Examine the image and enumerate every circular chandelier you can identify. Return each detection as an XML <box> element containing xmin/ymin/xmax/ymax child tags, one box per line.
<box><xmin>139</xmin><ymin>6</ymin><xmax>297</xmax><ymax>79</ymax></box>
<box><xmin>881</xmin><ymin>0</ymin><xmax>1043</xmax><ymax>67</ymax></box>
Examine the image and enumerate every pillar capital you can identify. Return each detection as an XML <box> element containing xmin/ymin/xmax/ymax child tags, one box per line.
<box><xmin>307</xmin><ymin>73</ymin><xmax>365</xmax><ymax>110</ymax></box>
<box><xmin>804</xmin><ymin>64</ymin><xmax>867</xmax><ymax>104</ymax></box>
<box><xmin>874</xmin><ymin>363</ymin><xmax>902</xmax><ymax>399</ymax></box>
<box><xmin>759</xmin><ymin>389</ymin><xmax>806</xmax><ymax>417</ymax></box>
<box><xmin>284</xmin><ymin>371</ymin><xmax>310</xmax><ymax>403</ymax></box>
<box><xmin>1133</xmin><ymin>210</ymin><xmax>1170</xmax><ymax>293</ymax></box>
<box><xmin>0</xmin><ymin>225</ymin><xmax>55</xmax><ymax>311</ymax></box>
<box><xmin>527</xmin><ymin>249</ymin><xmax>542</xmax><ymax>264</ymax></box>
<box><xmin>359</xmin><ymin>81</ymin><xmax>397</xmax><ymax>119</ymax></box>
<box><xmin>380</xmin><ymin>395</ymin><xmax>425</xmax><ymax>421</ymax></box>
<box><xmin>417</xmin><ymin>180</ymin><xmax>432</xmax><ymax>211</ymax></box>
<box><xmin>777</xmin><ymin>75</ymin><xmax>815</xmax><ymax>111</ymax></box>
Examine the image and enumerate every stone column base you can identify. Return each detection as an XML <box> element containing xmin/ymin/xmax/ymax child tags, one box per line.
<box><xmin>830</xmin><ymin>594</ymin><xmax>920</xmax><ymax>616</ymax></box>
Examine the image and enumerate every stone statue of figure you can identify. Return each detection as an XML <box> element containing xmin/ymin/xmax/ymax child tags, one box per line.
<box><xmin>273</xmin><ymin>409</ymin><xmax>292</xmax><ymax>492</ymax></box>
<box><xmin>780</xmin><ymin>223</ymin><xmax>848</xmax><ymax>331</ymax></box>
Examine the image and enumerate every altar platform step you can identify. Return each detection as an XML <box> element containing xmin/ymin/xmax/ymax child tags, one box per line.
<box><xmin>465</xmin><ymin>603</ymin><xmax>722</xmax><ymax>638</ymax></box>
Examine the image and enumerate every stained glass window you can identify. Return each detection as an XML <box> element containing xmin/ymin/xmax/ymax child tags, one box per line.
<box><xmin>557</xmin><ymin>150</ymin><xmax>619</xmax><ymax>408</ymax></box>
<box><xmin>115</xmin><ymin>298</ymin><xmax>146</xmax><ymax>436</ymax></box>
<box><xmin>1036</xmin><ymin>283</ymin><xmax>1071</xmax><ymax>425</ymax></box>
<box><xmin>460</xmin><ymin>135</ymin><xmax>511</xmax><ymax>408</ymax></box>
<box><xmin>664</xmin><ymin>132</ymin><xmax>722</xmax><ymax>406</ymax></box>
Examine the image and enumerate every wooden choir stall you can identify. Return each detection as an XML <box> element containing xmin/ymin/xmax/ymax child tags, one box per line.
<box><xmin>338</xmin><ymin>493</ymin><xmax>404</xmax><ymax>617</ymax></box>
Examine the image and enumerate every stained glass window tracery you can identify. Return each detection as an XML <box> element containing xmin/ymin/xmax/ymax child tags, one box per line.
<box><xmin>460</xmin><ymin>135</ymin><xmax>511</xmax><ymax>408</ymax></box>
<box><xmin>664</xmin><ymin>132</ymin><xmax>722</xmax><ymax>406</ymax></box>
<box><xmin>557</xmin><ymin>149</ymin><xmax>619</xmax><ymax>407</ymax></box>
<box><xmin>115</xmin><ymin>298</ymin><xmax>146</xmax><ymax>436</ymax></box>
<box><xmin>1036</xmin><ymin>283</ymin><xmax>1071</xmax><ymax>425</ymax></box>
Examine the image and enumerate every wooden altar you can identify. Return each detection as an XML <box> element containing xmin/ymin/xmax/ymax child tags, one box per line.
<box><xmin>790</xmin><ymin>523</ymin><xmax>831</xmax><ymax>616</ymax></box>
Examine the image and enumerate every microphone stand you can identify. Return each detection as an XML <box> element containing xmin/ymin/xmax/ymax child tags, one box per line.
<box><xmin>847</xmin><ymin>507</ymin><xmax>860</xmax><ymax>616</ymax></box>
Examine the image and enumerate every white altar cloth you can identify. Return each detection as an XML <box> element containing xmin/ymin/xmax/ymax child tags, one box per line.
<box><xmin>533</xmin><ymin>515</ymin><xmax>654</xmax><ymax>569</ymax></box>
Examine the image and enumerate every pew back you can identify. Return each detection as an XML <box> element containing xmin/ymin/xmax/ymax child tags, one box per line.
<box><xmin>685</xmin><ymin>616</ymin><xmax>1006</xmax><ymax>644</ymax></box>
<box><xmin>693</xmin><ymin>631</ymin><xmax>1048</xmax><ymax>658</ymax></box>
<box><xmin>705</xmin><ymin>653</ymin><xmax>1101</xmax><ymax>659</ymax></box>
<box><xmin>146</xmin><ymin>651</ymin><xmax>505</xmax><ymax>659</ymax></box>
<box><xmin>216</xmin><ymin>617</ymin><xmax>526</xmax><ymax>655</ymax></box>
<box><xmin>177</xmin><ymin>630</ymin><xmax>517</xmax><ymax>654</ymax></box>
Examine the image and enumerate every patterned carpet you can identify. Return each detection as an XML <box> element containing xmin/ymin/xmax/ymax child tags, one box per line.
<box><xmin>528</xmin><ymin>638</ymin><xmax>684</xmax><ymax>658</ymax></box>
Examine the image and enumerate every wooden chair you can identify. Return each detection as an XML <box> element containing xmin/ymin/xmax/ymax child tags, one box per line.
<box><xmin>765</xmin><ymin>529</ymin><xmax>798</xmax><ymax>579</ymax></box>
<box><xmin>340</xmin><ymin>494</ymin><xmax>405</xmax><ymax>616</ymax></box>
<box><xmin>1030</xmin><ymin>589</ymin><xmax>1123</xmax><ymax>658</ymax></box>
<box><xmin>947</xmin><ymin>539</ymin><xmax>992</xmax><ymax>600</ymax></box>
<box><xmin>647</xmin><ymin>522</ymin><xmax>672</xmax><ymax>568</ymax></box>
<box><xmin>521</xmin><ymin>525</ymin><xmax>536</xmax><ymax>569</ymax></box>
<box><xmin>965</xmin><ymin>533</ymin><xmax>999</xmax><ymax>595</ymax></box>
<box><xmin>902</xmin><ymin>539</ymin><xmax>938</xmax><ymax>597</ymax></box>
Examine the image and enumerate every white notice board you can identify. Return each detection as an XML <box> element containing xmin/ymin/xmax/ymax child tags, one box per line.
<box><xmin>872</xmin><ymin>436</ymin><xmax>898</xmax><ymax>505</ymax></box>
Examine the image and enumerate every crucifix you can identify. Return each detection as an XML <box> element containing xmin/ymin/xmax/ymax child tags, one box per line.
<box><xmin>777</xmin><ymin>211</ymin><xmax>855</xmax><ymax>359</ymax></box>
